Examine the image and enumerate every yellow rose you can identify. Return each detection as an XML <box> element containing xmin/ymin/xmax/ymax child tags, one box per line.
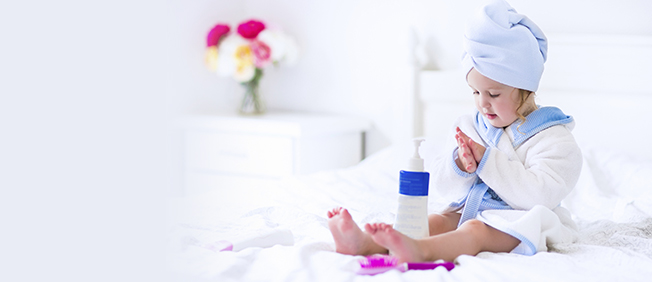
<box><xmin>204</xmin><ymin>46</ymin><xmax>219</xmax><ymax>71</ymax></box>
<box><xmin>233</xmin><ymin>45</ymin><xmax>255</xmax><ymax>82</ymax></box>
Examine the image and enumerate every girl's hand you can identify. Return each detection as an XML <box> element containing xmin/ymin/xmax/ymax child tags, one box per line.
<box><xmin>456</xmin><ymin>134</ymin><xmax>477</xmax><ymax>173</ymax></box>
<box><xmin>455</xmin><ymin>127</ymin><xmax>487</xmax><ymax>173</ymax></box>
<box><xmin>456</xmin><ymin>127</ymin><xmax>486</xmax><ymax>163</ymax></box>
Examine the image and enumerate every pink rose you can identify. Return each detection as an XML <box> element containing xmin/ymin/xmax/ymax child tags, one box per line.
<box><xmin>237</xmin><ymin>19</ymin><xmax>266</xmax><ymax>39</ymax></box>
<box><xmin>206</xmin><ymin>24</ymin><xmax>230</xmax><ymax>47</ymax></box>
<box><xmin>250</xmin><ymin>39</ymin><xmax>271</xmax><ymax>68</ymax></box>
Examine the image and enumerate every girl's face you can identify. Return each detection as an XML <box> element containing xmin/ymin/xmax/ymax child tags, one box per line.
<box><xmin>467</xmin><ymin>68</ymin><xmax>521</xmax><ymax>128</ymax></box>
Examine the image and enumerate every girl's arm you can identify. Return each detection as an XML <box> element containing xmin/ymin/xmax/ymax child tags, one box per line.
<box><xmin>428</xmin><ymin>149</ymin><xmax>478</xmax><ymax>203</ymax></box>
<box><xmin>475</xmin><ymin>126</ymin><xmax>583</xmax><ymax>210</ymax></box>
<box><xmin>427</xmin><ymin>115</ymin><xmax>481</xmax><ymax>203</ymax></box>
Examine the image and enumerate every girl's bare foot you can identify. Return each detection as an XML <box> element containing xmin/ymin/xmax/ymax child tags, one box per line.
<box><xmin>327</xmin><ymin>207</ymin><xmax>386</xmax><ymax>255</ymax></box>
<box><xmin>365</xmin><ymin>223</ymin><xmax>425</xmax><ymax>263</ymax></box>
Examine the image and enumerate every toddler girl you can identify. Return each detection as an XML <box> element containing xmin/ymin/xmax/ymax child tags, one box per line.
<box><xmin>327</xmin><ymin>0</ymin><xmax>582</xmax><ymax>263</ymax></box>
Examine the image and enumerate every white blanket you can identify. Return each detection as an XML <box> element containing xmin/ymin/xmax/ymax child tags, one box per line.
<box><xmin>167</xmin><ymin>143</ymin><xmax>652</xmax><ymax>281</ymax></box>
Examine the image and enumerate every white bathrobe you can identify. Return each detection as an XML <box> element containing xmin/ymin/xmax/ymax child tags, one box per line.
<box><xmin>427</xmin><ymin>107</ymin><xmax>582</xmax><ymax>255</ymax></box>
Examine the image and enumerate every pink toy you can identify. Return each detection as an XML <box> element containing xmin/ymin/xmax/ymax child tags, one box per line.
<box><xmin>357</xmin><ymin>255</ymin><xmax>455</xmax><ymax>275</ymax></box>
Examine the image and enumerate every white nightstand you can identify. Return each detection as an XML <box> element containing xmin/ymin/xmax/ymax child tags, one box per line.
<box><xmin>179</xmin><ymin>111</ymin><xmax>370</xmax><ymax>195</ymax></box>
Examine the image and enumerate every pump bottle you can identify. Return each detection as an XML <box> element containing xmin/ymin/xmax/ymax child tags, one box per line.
<box><xmin>393</xmin><ymin>139</ymin><xmax>430</xmax><ymax>239</ymax></box>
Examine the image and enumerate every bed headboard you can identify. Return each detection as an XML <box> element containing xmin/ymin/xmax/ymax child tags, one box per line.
<box><xmin>419</xmin><ymin>33</ymin><xmax>652</xmax><ymax>159</ymax></box>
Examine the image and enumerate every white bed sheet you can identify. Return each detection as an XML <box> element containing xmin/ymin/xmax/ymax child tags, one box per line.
<box><xmin>167</xmin><ymin>142</ymin><xmax>652</xmax><ymax>281</ymax></box>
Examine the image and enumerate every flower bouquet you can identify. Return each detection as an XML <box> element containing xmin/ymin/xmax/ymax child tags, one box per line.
<box><xmin>205</xmin><ymin>19</ymin><xmax>298</xmax><ymax>115</ymax></box>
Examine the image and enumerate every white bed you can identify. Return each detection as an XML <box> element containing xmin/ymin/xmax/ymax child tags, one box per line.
<box><xmin>167</xmin><ymin>34</ymin><xmax>652</xmax><ymax>281</ymax></box>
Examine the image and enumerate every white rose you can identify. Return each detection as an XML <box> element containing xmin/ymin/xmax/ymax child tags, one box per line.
<box><xmin>257</xmin><ymin>30</ymin><xmax>299</xmax><ymax>65</ymax></box>
<box><xmin>216</xmin><ymin>35</ymin><xmax>247</xmax><ymax>77</ymax></box>
<box><xmin>257</xmin><ymin>30</ymin><xmax>286</xmax><ymax>62</ymax></box>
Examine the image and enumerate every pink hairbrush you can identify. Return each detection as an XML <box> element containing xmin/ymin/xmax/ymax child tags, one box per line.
<box><xmin>357</xmin><ymin>255</ymin><xmax>455</xmax><ymax>275</ymax></box>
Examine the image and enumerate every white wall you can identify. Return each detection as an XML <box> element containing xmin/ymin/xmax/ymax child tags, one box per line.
<box><xmin>169</xmin><ymin>0</ymin><xmax>652</xmax><ymax>155</ymax></box>
<box><xmin>428</xmin><ymin>0</ymin><xmax>652</xmax><ymax>70</ymax></box>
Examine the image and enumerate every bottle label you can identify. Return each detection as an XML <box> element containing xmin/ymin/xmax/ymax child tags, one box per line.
<box><xmin>399</xmin><ymin>171</ymin><xmax>429</xmax><ymax>196</ymax></box>
<box><xmin>394</xmin><ymin>195</ymin><xmax>429</xmax><ymax>239</ymax></box>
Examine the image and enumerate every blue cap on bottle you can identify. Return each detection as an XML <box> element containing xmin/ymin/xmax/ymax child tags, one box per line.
<box><xmin>399</xmin><ymin>170</ymin><xmax>429</xmax><ymax>196</ymax></box>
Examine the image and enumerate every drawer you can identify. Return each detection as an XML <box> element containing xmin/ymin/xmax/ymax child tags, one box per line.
<box><xmin>185</xmin><ymin>130</ymin><xmax>294</xmax><ymax>177</ymax></box>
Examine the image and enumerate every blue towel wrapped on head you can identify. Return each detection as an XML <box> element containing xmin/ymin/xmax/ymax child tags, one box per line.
<box><xmin>461</xmin><ymin>0</ymin><xmax>547</xmax><ymax>92</ymax></box>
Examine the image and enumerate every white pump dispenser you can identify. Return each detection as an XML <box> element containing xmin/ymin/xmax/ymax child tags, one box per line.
<box><xmin>407</xmin><ymin>139</ymin><xmax>425</xmax><ymax>171</ymax></box>
<box><xmin>393</xmin><ymin>139</ymin><xmax>430</xmax><ymax>239</ymax></box>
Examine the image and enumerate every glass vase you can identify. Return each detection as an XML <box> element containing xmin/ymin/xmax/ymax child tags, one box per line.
<box><xmin>239</xmin><ymin>69</ymin><xmax>266</xmax><ymax>115</ymax></box>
